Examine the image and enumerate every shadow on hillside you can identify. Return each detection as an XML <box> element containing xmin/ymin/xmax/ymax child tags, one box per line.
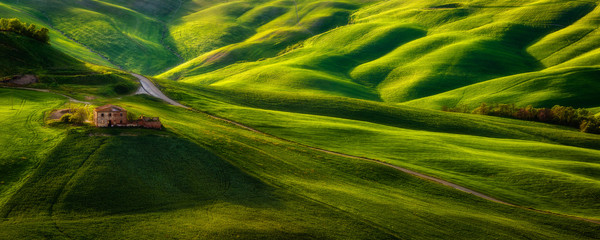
<box><xmin>0</xmin><ymin>130</ymin><xmax>281</xmax><ymax>218</ymax></box>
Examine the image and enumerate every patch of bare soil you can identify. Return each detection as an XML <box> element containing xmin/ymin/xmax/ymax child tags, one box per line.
<box><xmin>2</xmin><ymin>74</ymin><xmax>38</xmax><ymax>85</ymax></box>
<box><xmin>119</xmin><ymin>132</ymin><xmax>139</xmax><ymax>136</ymax></box>
<box><xmin>89</xmin><ymin>133</ymin><xmax>111</xmax><ymax>137</ymax></box>
<box><xmin>50</xmin><ymin>108</ymin><xmax>71</xmax><ymax>120</ymax></box>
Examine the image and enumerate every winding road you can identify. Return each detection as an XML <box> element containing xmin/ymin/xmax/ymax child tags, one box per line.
<box><xmin>132</xmin><ymin>73</ymin><xmax>186</xmax><ymax>108</ymax></box>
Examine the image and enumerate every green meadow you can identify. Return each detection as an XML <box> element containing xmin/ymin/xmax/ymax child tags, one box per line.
<box><xmin>1</xmin><ymin>89</ymin><xmax>599</xmax><ymax>239</ymax></box>
<box><xmin>154</xmin><ymin>80</ymin><xmax>600</xmax><ymax>220</ymax></box>
<box><xmin>2</xmin><ymin>0</ymin><xmax>599</xmax><ymax>108</ymax></box>
<box><xmin>1</xmin><ymin>0</ymin><xmax>600</xmax><ymax>238</ymax></box>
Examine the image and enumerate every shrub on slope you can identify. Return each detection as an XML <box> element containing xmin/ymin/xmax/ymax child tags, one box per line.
<box><xmin>0</xmin><ymin>18</ymin><xmax>49</xmax><ymax>43</ymax></box>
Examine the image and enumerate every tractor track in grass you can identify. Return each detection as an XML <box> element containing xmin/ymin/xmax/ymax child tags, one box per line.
<box><xmin>129</xmin><ymin>73</ymin><xmax>600</xmax><ymax>226</ymax></box>
<box><xmin>24</xmin><ymin>107</ymin><xmax>39</xmax><ymax>143</ymax></box>
<box><xmin>48</xmin><ymin>138</ymin><xmax>107</xmax><ymax>240</ymax></box>
<box><xmin>0</xmin><ymin>97</ymin><xmax>24</xmax><ymax>126</ymax></box>
<box><xmin>11</xmin><ymin>74</ymin><xmax>599</xmax><ymax>225</ymax></box>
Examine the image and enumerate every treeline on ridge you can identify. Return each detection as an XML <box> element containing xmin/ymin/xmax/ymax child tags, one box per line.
<box><xmin>443</xmin><ymin>103</ymin><xmax>600</xmax><ymax>134</ymax></box>
<box><xmin>0</xmin><ymin>18</ymin><xmax>49</xmax><ymax>43</ymax></box>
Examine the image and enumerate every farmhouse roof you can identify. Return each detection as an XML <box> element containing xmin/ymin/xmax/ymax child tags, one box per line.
<box><xmin>95</xmin><ymin>104</ymin><xmax>126</xmax><ymax>112</ymax></box>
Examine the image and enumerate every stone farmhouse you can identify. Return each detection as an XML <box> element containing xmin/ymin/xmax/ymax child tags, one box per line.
<box><xmin>94</xmin><ymin>104</ymin><xmax>127</xmax><ymax>127</ymax></box>
<box><xmin>93</xmin><ymin>104</ymin><xmax>162</xmax><ymax>129</ymax></box>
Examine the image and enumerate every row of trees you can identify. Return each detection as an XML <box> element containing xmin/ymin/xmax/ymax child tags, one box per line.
<box><xmin>443</xmin><ymin>103</ymin><xmax>600</xmax><ymax>134</ymax></box>
<box><xmin>0</xmin><ymin>18</ymin><xmax>50</xmax><ymax>43</ymax></box>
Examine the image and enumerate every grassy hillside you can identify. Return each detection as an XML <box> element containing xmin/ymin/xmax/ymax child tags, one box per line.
<box><xmin>0</xmin><ymin>31</ymin><xmax>139</xmax><ymax>98</ymax></box>
<box><xmin>4</xmin><ymin>0</ymin><xmax>598</xmax><ymax>108</ymax></box>
<box><xmin>155</xmin><ymin>0</ymin><xmax>600</xmax><ymax>110</ymax></box>
<box><xmin>4</xmin><ymin>0</ymin><xmax>181</xmax><ymax>74</ymax></box>
<box><xmin>6</xmin><ymin>0</ymin><xmax>598</xmax><ymax>109</ymax></box>
<box><xmin>0</xmin><ymin>89</ymin><xmax>66</xmax><ymax>208</ymax></box>
<box><xmin>404</xmin><ymin>66</ymin><xmax>600</xmax><ymax>109</ymax></box>
<box><xmin>2</xmin><ymin>0</ymin><xmax>600</xmax><ymax>238</ymax></box>
<box><xmin>0</xmin><ymin>32</ymin><xmax>82</xmax><ymax>77</ymax></box>
<box><xmin>155</xmin><ymin>79</ymin><xmax>600</xmax><ymax>220</ymax></box>
<box><xmin>0</xmin><ymin>2</ymin><xmax>114</xmax><ymax>67</ymax></box>
<box><xmin>1</xmin><ymin>89</ymin><xmax>599</xmax><ymax>239</ymax></box>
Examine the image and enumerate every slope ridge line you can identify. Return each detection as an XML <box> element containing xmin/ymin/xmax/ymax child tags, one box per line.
<box><xmin>130</xmin><ymin>73</ymin><xmax>600</xmax><ymax>225</ymax></box>
<box><xmin>5</xmin><ymin>76</ymin><xmax>598</xmax><ymax>225</ymax></box>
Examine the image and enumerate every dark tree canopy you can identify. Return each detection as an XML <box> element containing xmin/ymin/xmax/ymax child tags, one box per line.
<box><xmin>0</xmin><ymin>18</ymin><xmax>50</xmax><ymax>43</ymax></box>
<box><xmin>445</xmin><ymin>103</ymin><xmax>600</xmax><ymax>134</ymax></box>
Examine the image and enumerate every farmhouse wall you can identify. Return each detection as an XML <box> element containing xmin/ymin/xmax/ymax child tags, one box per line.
<box><xmin>94</xmin><ymin>110</ymin><xmax>127</xmax><ymax>127</ymax></box>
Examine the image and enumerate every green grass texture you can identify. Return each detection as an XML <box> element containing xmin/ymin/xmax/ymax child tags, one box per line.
<box><xmin>1</xmin><ymin>89</ymin><xmax>599</xmax><ymax>239</ymax></box>
<box><xmin>157</xmin><ymin>0</ymin><xmax>600</xmax><ymax>109</ymax></box>
<box><xmin>0</xmin><ymin>31</ymin><xmax>139</xmax><ymax>97</ymax></box>
<box><xmin>6</xmin><ymin>0</ymin><xmax>599</xmax><ymax>109</ymax></box>
<box><xmin>2</xmin><ymin>1</ymin><xmax>600</xmax><ymax>238</ymax></box>
<box><xmin>155</xmin><ymin>79</ymin><xmax>600</xmax><ymax>220</ymax></box>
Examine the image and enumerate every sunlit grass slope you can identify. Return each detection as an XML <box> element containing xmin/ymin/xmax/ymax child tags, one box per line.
<box><xmin>0</xmin><ymin>2</ymin><xmax>113</xmax><ymax>67</ymax></box>
<box><xmin>6</xmin><ymin>0</ymin><xmax>181</xmax><ymax>74</ymax></box>
<box><xmin>7</xmin><ymin>0</ymin><xmax>600</xmax><ymax>107</ymax></box>
<box><xmin>0</xmin><ymin>32</ymin><xmax>82</xmax><ymax>77</ymax></box>
<box><xmin>0</xmin><ymin>31</ymin><xmax>139</xmax><ymax>98</ymax></box>
<box><xmin>8</xmin><ymin>0</ymin><xmax>598</xmax><ymax>108</ymax></box>
<box><xmin>161</xmin><ymin>0</ymin><xmax>369</xmax><ymax>73</ymax></box>
<box><xmin>0</xmin><ymin>89</ymin><xmax>66</xmax><ymax>207</ymax></box>
<box><xmin>1</xmin><ymin>91</ymin><xmax>599</xmax><ymax>239</ymax></box>
<box><xmin>404</xmin><ymin>66</ymin><xmax>600</xmax><ymax>109</ymax></box>
<box><xmin>155</xmin><ymin>79</ymin><xmax>600</xmax><ymax>220</ymax></box>
<box><xmin>159</xmin><ymin>0</ymin><xmax>600</xmax><ymax>109</ymax></box>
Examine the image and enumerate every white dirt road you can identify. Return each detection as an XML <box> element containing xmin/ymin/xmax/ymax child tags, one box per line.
<box><xmin>132</xmin><ymin>73</ymin><xmax>187</xmax><ymax>108</ymax></box>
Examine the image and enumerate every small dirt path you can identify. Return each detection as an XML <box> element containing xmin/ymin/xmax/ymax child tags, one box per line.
<box><xmin>131</xmin><ymin>74</ymin><xmax>600</xmax><ymax>225</ymax></box>
<box><xmin>1</xmin><ymin>86</ymin><xmax>91</xmax><ymax>105</ymax></box>
<box><xmin>13</xmin><ymin>75</ymin><xmax>597</xmax><ymax>225</ymax></box>
<box><xmin>132</xmin><ymin>73</ymin><xmax>186</xmax><ymax>108</ymax></box>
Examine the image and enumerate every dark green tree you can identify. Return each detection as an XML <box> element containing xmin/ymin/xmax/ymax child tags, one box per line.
<box><xmin>34</xmin><ymin>27</ymin><xmax>50</xmax><ymax>43</ymax></box>
<box><xmin>8</xmin><ymin>18</ymin><xmax>24</xmax><ymax>33</ymax></box>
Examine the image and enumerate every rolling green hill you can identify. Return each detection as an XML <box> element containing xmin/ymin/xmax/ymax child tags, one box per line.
<box><xmin>1</xmin><ymin>89</ymin><xmax>599</xmax><ymax>239</ymax></box>
<box><xmin>0</xmin><ymin>1</ymin><xmax>114</xmax><ymax>67</ymax></box>
<box><xmin>1</xmin><ymin>0</ymin><xmax>181</xmax><ymax>74</ymax></box>
<box><xmin>0</xmin><ymin>29</ymin><xmax>138</xmax><ymax>97</ymax></box>
<box><xmin>5</xmin><ymin>0</ymin><xmax>598</xmax><ymax>109</ymax></box>
<box><xmin>2</xmin><ymin>0</ymin><xmax>600</xmax><ymax>239</ymax></box>
<box><xmin>157</xmin><ymin>0</ymin><xmax>600</xmax><ymax>109</ymax></box>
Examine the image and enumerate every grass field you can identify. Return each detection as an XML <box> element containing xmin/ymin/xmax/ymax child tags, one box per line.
<box><xmin>0</xmin><ymin>2</ymin><xmax>114</xmax><ymax>67</ymax></box>
<box><xmin>1</xmin><ymin>89</ymin><xmax>599</xmax><ymax>239</ymax></box>
<box><xmin>0</xmin><ymin>31</ymin><xmax>139</xmax><ymax>98</ymax></box>
<box><xmin>156</xmin><ymin>0</ymin><xmax>600</xmax><ymax>110</ymax></box>
<box><xmin>4</xmin><ymin>0</ymin><xmax>599</xmax><ymax>109</ymax></box>
<box><xmin>0</xmin><ymin>89</ymin><xmax>67</xmax><ymax>207</ymax></box>
<box><xmin>2</xmin><ymin>0</ymin><xmax>600</xmax><ymax>238</ymax></box>
<box><xmin>153</xmin><ymin>80</ymin><xmax>600</xmax><ymax>220</ymax></box>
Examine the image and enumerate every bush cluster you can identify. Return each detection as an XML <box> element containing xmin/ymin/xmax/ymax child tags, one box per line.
<box><xmin>443</xmin><ymin>103</ymin><xmax>600</xmax><ymax>134</ymax></box>
<box><xmin>0</xmin><ymin>18</ymin><xmax>50</xmax><ymax>43</ymax></box>
<box><xmin>59</xmin><ymin>107</ymin><xmax>91</xmax><ymax>125</ymax></box>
